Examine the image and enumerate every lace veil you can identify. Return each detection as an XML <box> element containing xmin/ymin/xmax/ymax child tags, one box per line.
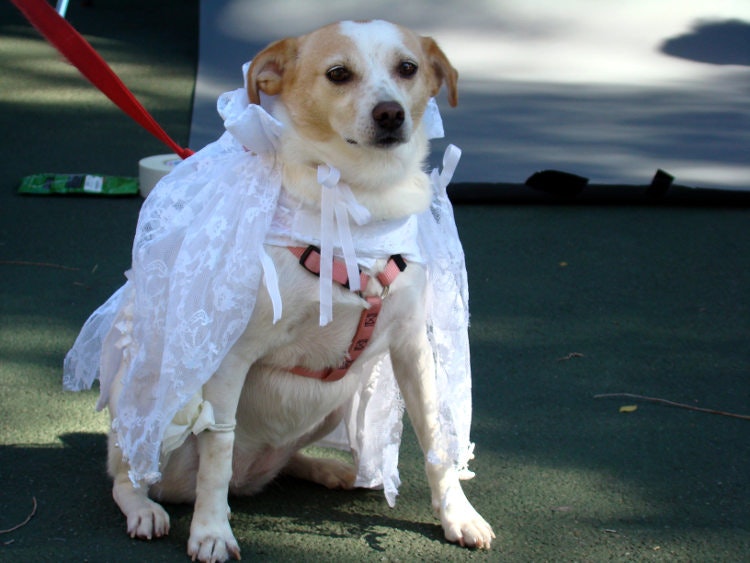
<box><xmin>63</xmin><ymin>65</ymin><xmax>474</xmax><ymax>506</ymax></box>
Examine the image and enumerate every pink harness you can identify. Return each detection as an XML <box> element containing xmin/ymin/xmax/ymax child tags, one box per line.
<box><xmin>287</xmin><ymin>245</ymin><xmax>406</xmax><ymax>382</ymax></box>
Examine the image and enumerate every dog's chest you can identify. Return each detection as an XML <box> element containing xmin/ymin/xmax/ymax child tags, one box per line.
<box><xmin>229</xmin><ymin>248</ymin><xmax>419</xmax><ymax>448</ymax></box>
<box><xmin>261</xmin><ymin>273</ymin><xmax>383</xmax><ymax>370</ymax></box>
<box><xmin>243</xmin><ymin>247</ymin><xmax>395</xmax><ymax>369</ymax></box>
<box><xmin>234</xmin><ymin>285</ymin><xmax>380</xmax><ymax>448</ymax></box>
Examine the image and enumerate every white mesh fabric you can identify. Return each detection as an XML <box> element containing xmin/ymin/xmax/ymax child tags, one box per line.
<box><xmin>63</xmin><ymin>73</ymin><xmax>475</xmax><ymax>501</ymax></box>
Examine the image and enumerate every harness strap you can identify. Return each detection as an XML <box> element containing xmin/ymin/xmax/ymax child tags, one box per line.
<box><xmin>289</xmin><ymin>246</ymin><xmax>369</xmax><ymax>290</ymax></box>
<box><xmin>377</xmin><ymin>254</ymin><xmax>407</xmax><ymax>287</ymax></box>
<box><xmin>287</xmin><ymin>245</ymin><xmax>406</xmax><ymax>382</ymax></box>
<box><xmin>290</xmin><ymin>295</ymin><xmax>383</xmax><ymax>382</ymax></box>
<box><xmin>11</xmin><ymin>0</ymin><xmax>193</xmax><ymax>160</ymax></box>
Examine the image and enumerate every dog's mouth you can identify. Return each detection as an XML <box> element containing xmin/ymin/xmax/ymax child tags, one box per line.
<box><xmin>344</xmin><ymin>131</ymin><xmax>407</xmax><ymax>149</ymax></box>
<box><xmin>345</xmin><ymin>134</ymin><xmax>405</xmax><ymax>149</ymax></box>
<box><xmin>374</xmin><ymin>135</ymin><xmax>405</xmax><ymax>148</ymax></box>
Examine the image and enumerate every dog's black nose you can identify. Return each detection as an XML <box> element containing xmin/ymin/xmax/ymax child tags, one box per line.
<box><xmin>372</xmin><ymin>101</ymin><xmax>405</xmax><ymax>132</ymax></box>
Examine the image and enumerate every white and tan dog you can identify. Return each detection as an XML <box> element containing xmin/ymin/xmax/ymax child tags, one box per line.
<box><xmin>106</xmin><ymin>20</ymin><xmax>494</xmax><ymax>561</ymax></box>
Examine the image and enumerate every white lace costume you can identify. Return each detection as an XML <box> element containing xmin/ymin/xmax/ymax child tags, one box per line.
<box><xmin>63</xmin><ymin>65</ymin><xmax>474</xmax><ymax>507</ymax></box>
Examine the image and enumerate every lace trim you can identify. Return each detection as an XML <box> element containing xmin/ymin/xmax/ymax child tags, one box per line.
<box><xmin>62</xmin><ymin>67</ymin><xmax>474</xmax><ymax>504</ymax></box>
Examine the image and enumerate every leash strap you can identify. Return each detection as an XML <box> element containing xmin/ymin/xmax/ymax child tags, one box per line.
<box><xmin>11</xmin><ymin>0</ymin><xmax>193</xmax><ymax>159</ymax></box>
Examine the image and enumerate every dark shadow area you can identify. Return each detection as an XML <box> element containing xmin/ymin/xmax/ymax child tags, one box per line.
<box><xmin>228</xmin><ymin>476</ymin><xmax>449</xmax><ymax>558</ymax></box>
<box><xmin>0</xmin><ymin>434</ymin><xmax>188</xmax><ymax>561</ymax></box>
<box><xmin>448</xmin><ymin>180</ymin><xmax>750</xmax><ymax>206</ymax></box>
<box><xmin>0</xmin><ymin>434</ymin><xmax>451</xmax><ymax>561</ymax></box>
<box><xmin>458</xmin><ymin>203</ymin><xmax>750</xmax><ymax>557</ymax></box>
<box><xmin>661</xmin><ymin>19</ymin><xmax>750</xmax><ymax>66</ymax></box>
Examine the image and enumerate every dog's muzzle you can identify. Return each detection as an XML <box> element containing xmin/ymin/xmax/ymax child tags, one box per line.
<box><xmin>372</xmin><ymin>101</ymin><xmax>406</xmax><ymax>147</ymax></box>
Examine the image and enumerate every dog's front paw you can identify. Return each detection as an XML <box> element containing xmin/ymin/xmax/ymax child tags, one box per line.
<box><xmin>125</xmin><ymin>500</ymin><xmax>170</xmax><ymax>540</ymax></box>
<box><xmin>438</xmin><ymin>487</ymin><xmax>495</xmax><ymax>549</ymax></box>
<box><xmin>187</xmin><ymin>518</ymin><xmax>240</xmax><ymax>563</ymax></box>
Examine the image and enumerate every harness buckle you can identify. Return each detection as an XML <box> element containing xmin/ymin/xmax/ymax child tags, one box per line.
<box><xmin>298</xmin><ymin>244</ymin><xmax>321</xmax><ymax>274</ymax></box>
<box><xmin>390</xmin><ymin>254</ymin><xmax>407</xmax><ymax>272</ymax></box>
<box><xmin>297</xmin><ymin>244</ymin><xmax>364</xmax><ymax>290</ymax></box>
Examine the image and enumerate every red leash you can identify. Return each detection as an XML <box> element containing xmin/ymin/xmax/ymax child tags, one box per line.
<box><xmin>11</xmin><ymin>0</ymin><xmax>194</xmax><ymax>159</ymax></box>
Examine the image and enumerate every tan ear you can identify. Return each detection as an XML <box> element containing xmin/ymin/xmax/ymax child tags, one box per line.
<box><xmin>246</xmin><ymin>38</ymin><xmax>298</xmax><ymax>105</ymax></box>
<box><xmin>421</xmin><ymin>36</ymin><xmax>459</xmax><ymax>107</ymax></box>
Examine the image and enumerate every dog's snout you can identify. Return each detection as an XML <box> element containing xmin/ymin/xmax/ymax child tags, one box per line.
<box><xmin>372</xmin><ymin>101</ymin><xmax>405</xmax><ymax>132</ymax></box>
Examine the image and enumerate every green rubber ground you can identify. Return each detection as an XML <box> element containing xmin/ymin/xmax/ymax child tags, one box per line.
<box><xmin>2</xmin><ymin>2</ymin><xmax>749</xmax><ymax>561</ymax></box>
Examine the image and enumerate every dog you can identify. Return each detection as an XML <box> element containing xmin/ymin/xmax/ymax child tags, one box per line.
<box><xmin>99</xmin><ymin>20</ymin><xmax>493</xmax><ymax>562</ymax></box>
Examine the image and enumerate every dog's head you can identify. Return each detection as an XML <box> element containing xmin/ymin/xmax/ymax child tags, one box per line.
<box><xmin>246</xmin><ymin>21</ymin><xmax>457</xmax><ymax>218</ymax></box>
<box><xmin>247</xmin><ymin>20</ymin><xmax>457</xmax><ymax>153</ymax></box>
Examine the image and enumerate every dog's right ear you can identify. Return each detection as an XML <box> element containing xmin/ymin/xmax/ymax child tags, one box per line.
<box><xmin>247</xmin><ymin>38</ymin><xmax>298</xmax><ymax>105</ymax></box>
<box><xmin>420</xmin><ymin>36</ymin><xmax>459</xmax><ymax>108</ymax></box>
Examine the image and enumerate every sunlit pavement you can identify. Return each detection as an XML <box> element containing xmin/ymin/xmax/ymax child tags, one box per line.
<box><xmin>190</xmin><ymin>0</ymin><xmax>750</xmax><ymax>189</ymax></box>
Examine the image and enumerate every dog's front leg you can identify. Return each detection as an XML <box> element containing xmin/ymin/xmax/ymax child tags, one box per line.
<box><xmin>391</xmin><ymin>330</ymin><xmax>495</xmax><ymax>549</ymax></box>
<box><xmin>187</xmin><ymin>352</ymin><xmax>249</xmax><ymax>563</ymax></box>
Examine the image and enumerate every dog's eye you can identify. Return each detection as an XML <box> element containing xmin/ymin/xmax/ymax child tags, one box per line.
<box><xmin>397</xmin><ymin>61</ymin><xmax>418</xmax><ymax>78</ymax></box>
<box><xmin>326</xmin><ymin>66</ymin><xmax>352</xmax><ymax>84</ymax></box>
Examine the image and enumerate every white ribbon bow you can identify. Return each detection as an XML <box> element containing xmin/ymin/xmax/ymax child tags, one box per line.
<box><xmin>430</xmin><ymin>144</ymin><xmax>462</xmax><ymax>194</ymax></box>
<box><xmin>317</xmin><ymin>164</ymin><xmax>372</xmax><ymax>325</ymax></box>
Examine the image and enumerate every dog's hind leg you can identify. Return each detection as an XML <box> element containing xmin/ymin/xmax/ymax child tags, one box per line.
<box><xmin>108</xmin><ymin>431</ymin><xmax>171</xmax><ymax>540</ymax></box>
<box><xmin>281</xmin><ymin>407</ymin><xmax>356</xmax><ymax>490</ymax></box>
<box><xmin>283</xmin><ymin>452</ymin><xmax>357</xmax><ymax>489</ymax></box>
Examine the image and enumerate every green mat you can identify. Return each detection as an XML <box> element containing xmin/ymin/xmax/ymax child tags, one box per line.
<box><xmin>2</xmin><ymin>1</ymin><xmax>749</xmax><ymax>561</ymax></box>
<box><xmin>17</xmin><ymin>173</ymin><xmax>139</xmax><ymax>196</ymax></box>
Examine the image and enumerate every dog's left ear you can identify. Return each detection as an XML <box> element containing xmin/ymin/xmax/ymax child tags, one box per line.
<box><xmin>247</xmin><ymin>38</ymin><xmax>298</xmax><ymax>105</ymax></box>
<box><xmin>421</xmin><ymin>37</ymin><xmax>459</xmax><ymax>107</ymax></box>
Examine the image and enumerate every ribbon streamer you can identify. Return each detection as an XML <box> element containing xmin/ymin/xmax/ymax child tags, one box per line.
<box><xmin>316</xmin><ymin>165</ymin><xmax>372</xmax><ymax>325</ymax></box>
<box><xmin>259</xmin><ymin>248</ymin><xmax>282</xmax><ymax>323</ymax></box>
<box><xmin>431</xmin><ymin>144</ymin><xmax>462</xmax><ymax>193</ymax></box>
<box><xmin>318</xmin><ymin>165</ymin><xmax>338</xmax><ymax>325</ymax></box>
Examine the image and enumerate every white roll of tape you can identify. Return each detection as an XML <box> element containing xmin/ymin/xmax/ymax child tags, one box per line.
<box><xmin>138</xmin><ymin>153</ymin><xmax>180</xmax><ymax>197</ymax></box>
